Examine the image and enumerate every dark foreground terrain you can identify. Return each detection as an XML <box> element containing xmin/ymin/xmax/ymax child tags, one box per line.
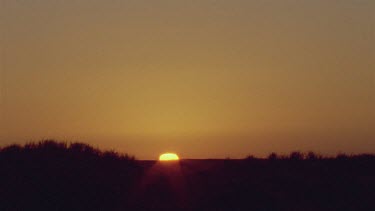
<box><xmin>1</xmin><ymin>141</ymin><xmax>374</xmax><ymax>211</ymax></box>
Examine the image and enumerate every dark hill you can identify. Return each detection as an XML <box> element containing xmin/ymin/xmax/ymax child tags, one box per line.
<box><xmin>1</xmin><ymin>140</ymin><xmax>374</xmax><ymax>211</ymax></box>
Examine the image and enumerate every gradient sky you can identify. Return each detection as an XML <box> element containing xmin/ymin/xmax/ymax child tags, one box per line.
<box><xmin>1</xmin><ymin>0</ymin><xmax>374</xmax><ymax>159</ymax></box>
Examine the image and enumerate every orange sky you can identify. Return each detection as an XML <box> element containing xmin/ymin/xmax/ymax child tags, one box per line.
<box><xmin>1</xmin><ymin>0</ymin><xmax>374</xmax><ymax>159</ymax></box>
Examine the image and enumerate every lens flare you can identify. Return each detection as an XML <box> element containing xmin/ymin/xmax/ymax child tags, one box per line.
<box><xmin>159</xmin><ymin>153</ymin><xmax>179</xmax><ymax>161</ymax></box>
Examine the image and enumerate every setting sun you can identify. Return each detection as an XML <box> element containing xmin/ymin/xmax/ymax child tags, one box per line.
<box><xmin>159</xmin><ymin>153</ymin><xmax>179</xmax><ymax>161</ymax></box>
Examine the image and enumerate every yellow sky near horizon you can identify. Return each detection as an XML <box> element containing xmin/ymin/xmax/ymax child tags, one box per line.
<box><xmin>1</xmin><ymin>0</ymin><xmax>374</xmax><ymax>159</ymax></box>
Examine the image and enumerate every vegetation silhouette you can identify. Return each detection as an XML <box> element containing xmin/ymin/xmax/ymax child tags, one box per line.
<box><xmin>1</xmin><ymin>140</ymin><xmax>374</xmax><ymax>211</ymax></box>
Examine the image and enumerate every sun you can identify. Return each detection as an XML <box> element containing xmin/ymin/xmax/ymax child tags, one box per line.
<box><xmin>159</xmin><ymin>153</ymin><xmax>179</xmax><ymax>161</ymax></box>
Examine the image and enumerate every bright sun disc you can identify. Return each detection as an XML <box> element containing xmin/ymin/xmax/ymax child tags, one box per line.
<box><xmin>159</xmin><ymin>153</ymin><xmax>179</xmax><ymax>161</ymax></box>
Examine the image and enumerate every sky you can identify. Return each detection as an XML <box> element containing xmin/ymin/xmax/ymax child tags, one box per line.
<box><xmin>1</xmin><ymin>0</ymin><xmax>374</xmax><ymax>159</ymax></box>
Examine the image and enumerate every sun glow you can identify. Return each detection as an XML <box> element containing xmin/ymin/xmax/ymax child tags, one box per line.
<box><xmin>159</xmin><ymin>153</ymin><xmax>179</xmax><ymax>161</ymax></box>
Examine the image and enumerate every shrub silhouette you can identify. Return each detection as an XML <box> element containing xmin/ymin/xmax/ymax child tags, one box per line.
<box><xmin>336</xmin><ymin>153</ymin><xmax>350</xmax><ymax>160</ymax></box>
<box><xmin>268</xmin><ymin>152</ymin><xmax>278</xmax><ymax>160</ymax></box>
<box><xmin>246</xmin><ymin>155</ymin><xmax>257</xmax><ymax>160</ymax></box>
<box><xmin>306</xmin><ymin>151</ymin><xmax>320</xmax><ymax>160</ymax></box>
<box><xmin>289</xmin><ymin>151</ymin><xmax>304</xmax><ymax>160</ymax></box>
